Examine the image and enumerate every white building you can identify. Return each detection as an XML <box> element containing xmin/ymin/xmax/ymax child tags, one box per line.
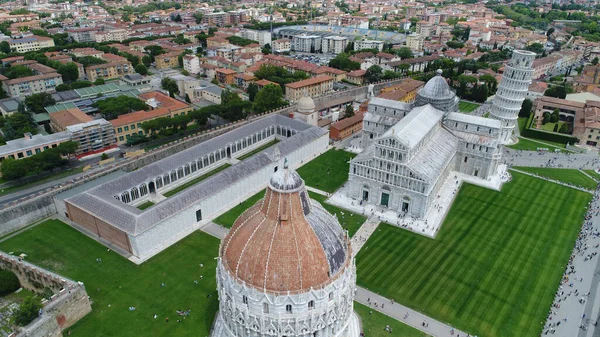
<box><xmin>272</xmin><ymin>38</ymin><xmax>291</xmax><ymax>53</ymax></box>
<box><xmin>347</xmin><ymin>71</ymin><xmax>502</xmax><ymax>219</ymax></box>
<box><xmin>354</xmin><ymin>39</ymin><xmax>384</xmax><ymax>52</ymax></box>
<box><xmin>321</xmin><ymin>36</ymin><xmax>348</xmax><ymax>54</ymax></box>
<box><xmin>183</xmin><ymin>55</ymin><xmax>200</xmax><ymax>74</ymax></box>
<box><xmin>489</xmin><ymin>49</ymin><xmax>535</xmax><ymax>144</ymax></box>
<box><xmin>240</xmin><ymin>29</ymin><xmax>272</xmax><ymax>47</ymax></box>
<box><xmin>293</xmin><ymin>34</ymin><xmax>322</xmax><ymax>53</ymax></box>
<box><xmin>95</xmin><ymin>29</ymin><xmax>130</xmax><ymax>43</ymax></box>
<box><xmin>58</xmin><ymin>115</ymin><xmax>329</xmax><ymax>262</ymax></box>
<box><xmin>212</xmin><ymin>166</ymin><xmax>359</xmax><ymax>337</ymax></box>
<box><xmin>406</xmin><ymin>33</ymin><xmax>423</xmax><ymax>51</ymax></box>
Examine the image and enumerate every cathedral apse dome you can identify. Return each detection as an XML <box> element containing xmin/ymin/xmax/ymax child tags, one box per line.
<box><xmin>211</xmin><ymin>165</ymin><xmax>359</xmax><ymax>337</ymax></box>
<box><xmin>414</xmin><ymin>69</ymin><xmax>459</xmax><ymax>113</ymax></box>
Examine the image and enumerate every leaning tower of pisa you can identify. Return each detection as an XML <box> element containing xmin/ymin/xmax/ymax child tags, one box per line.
<box><xmin>489</xmin><ymin>50</ymin><xmax>536</xmax><ymax>144</ymax></box>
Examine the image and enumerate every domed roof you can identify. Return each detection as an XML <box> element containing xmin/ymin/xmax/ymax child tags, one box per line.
<box><xmin>297</xmin><ymin>96</ymin><xmax>316</xmax><ymax>112</ymax></box>
<box><xmin>220</xmin><ymin>167</ymin><xmax>350</xmax><ymax>293</ymax></box>
<box><xmin>418</xmin><ymin>69</ymin><xmax>455</xmax><ymax>99</ymax></box>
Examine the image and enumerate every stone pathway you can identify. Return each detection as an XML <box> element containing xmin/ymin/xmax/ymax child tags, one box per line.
<box><xmin>351</xmin><ymin>216</ymin><xmax>380</xmax><ymax>258</ymax></box>
<box><xmin>509</xmin><ymin>168</ymin><xmax>594</xmax><ymax>194</ymax></box>
<box><xmin>356</xmin><ymin>288</ymin><xmax>469</xmax><ymax>337</ymax></box>
<box><xmin>305</xmin><ymin>186</ymin><xmax>330</xmax><ymax>197</ymax></box>
<box><xmin>200</xmin><ymin>222</ymin><xmax>229</xmax><ymax>239</ymax></box>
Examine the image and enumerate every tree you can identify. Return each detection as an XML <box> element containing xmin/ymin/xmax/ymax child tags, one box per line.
<box><xmin>0</xmin><ymin>41</ymin><xmax>10</xmax><ymax>53</ymax></box>
<box><xmin>55</xmin><ymin>83</ymin><xmax>71</xmax><ymax>92</ymax></box>
<box><xmin>247</xmin><ymin>83</ymin><xmax>259</xmax><ymax>102</ymax></box>
<box><xmin>185</xmin><ymin>93</ymin><xmax>191</xmax><ymax>103</ymax></box>
<box><xmin>57</xmin><ymin>141</ymin><xmax>79</xmax><ymax>159</ymax></box>
<box><xmin>593</xmin><ymin>57</ymin><xmax>599</xmax><ymax>66</ymax></box>
<box><xmin>142</xmin><ymin>55</ymin><xmax>152</xmax><ymax>67</ymax></box>
<box><xmin>94</xmin><ymin>78</ymin><xmax>105</xmax><ymax>85</ymax></box>
<box><xmin>57</xmin><ymin>62</ymin><xmax>79</xmax><ymax>82</ymax></box>
<box><xmin>559</xmin><ymin>122</ymin><xmax>569</xmax><ymax>133</ymax></box>
<box><xmin>542</xmin><ymin>112</ymin><xmax>550</xmax><ymax>124</ymax></box>
<box><xmin>25</xmin><ymin>93</ymin><xmax>55</xmax><ymax>114</ymax></box>
<box><xmin>446</xmin><ymin>41</ymin><xmax>465</xmax><ymax>49</ymax></box>
<box><xmin>253</xmin><ymin>84</ymin><xmax>285</xmax><ymax>113</ymax></box>
<box><xmin>12</xmin><ymin>296</ymin><xmax>42</xmax><ymax>326</ymax></box>
<box><xmin>395</xmin><ymin>47</ymin><xmax>413</xmax><ymax>59</ymax></box>
<box><xmin>100</xmin><ymin>153</ymin><xmax>109</xmax><ymax>161</ymax></box>
<box><xmin>181</xmin><ymin>70</ymin><xmax>190</xmax><ymax>76</ymax></box>
<box><xmin>0</xmin><ymin>270</ymin><xmax>20</xmax><ymax>296</ymax></box>
<box><xmin>525</xmin><ymin>42</ymin><xmax>544</xmax><ymax>55</ymax></box>
<box><xmin>262</xmin><ymin>43</ymin><xmax>272</xmax><ymax>55</ymax></box>
<box><xmin>189</xmin><ymin>109</ymin><xmax>209</xmax><ymax>126</ymax></box>
<box><xmin>135</xmin><ymin>64</ymin><xmax>148</xmax><ymax>75</ymax></box>
<box><xmin>70</xmin><ymin>81</ymin><xmax>92</xmax><ymax>89</ymax></box>
<box><xmin>519</xmin><ymin>98</ymin><xmax>532</xmax><ymax>118</ymax></box>
<box><xmin>161</xmin><ymin>78</ymin><xmax>179</xmax><ymax>96</ymax></box>
<box><xmin>329</xmin><ymin>53</ymin><xmax>360</xmax><ymax>72</ymax></box>
<box><xmin>345</xmin><ymin>104</ymin><xmax>355</xmax><ymax>118</ymax></box>
<box><xmin>365</xmin><ymin>65</ymin><xmax>383</xmax><ymax>83</ymax></box>
<box><xmin>92</xmin><ymin>96</ymin><xmax>149</xmax><ymax>120</ymax></box>
<box><xmin>473</xmin><ymin>85</ymin><xmax>489</xmax><ymax>103</ymax></box>
<box><xmin>0</xmin><ymin>158</ymin><xmax>28</xmax><ymax>180</ymax></box>
<box><xmin>4</xmin><ymin>65</ymin><xmax>34</xmax><ymax>79</ymax></box>
<box><xmin>546</xmin><ymin>27</ymin><xmax>555</xmax><ymax>36</ymax></box>
<box><xmin>544</xmin><ymin>85</ymin><xmax>567</xmax><ymax>99</ymax></box>
<box><xmin>550</xmin><ymin>109</ymin><xmax>559</xmax><ymax>123</ymax></box>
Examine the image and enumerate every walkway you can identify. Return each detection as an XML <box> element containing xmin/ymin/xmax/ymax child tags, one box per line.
<box><xmin>509</xmin><ymin>168</ymin><xmax>595</xmax><ymax>194</ymax></box>
<box><xmin>355</xmin><ymin>288</ymin><xmax>469</xmax><ymax>337</ymax></box>
<box><xmin>350</xmin><ymin>216</ymin><xmax>380</xmax><ymax>258</ymax></box>
<box><xmin>305</xmin><ymin>186</ymin><xmax>330</xmax><ymax>197</ymax></box>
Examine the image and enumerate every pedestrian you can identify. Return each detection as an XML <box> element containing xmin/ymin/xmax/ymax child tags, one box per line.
<box><xmin>166</xmin><ymin>317</ymin><xmax>169</xmax><ymax>323</ymax></box>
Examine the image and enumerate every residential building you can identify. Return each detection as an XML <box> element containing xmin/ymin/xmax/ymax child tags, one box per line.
<box><xmin>240</xmin><ymin>29</ymin><xmax>271</xmax><ymax>47</ymax></box>
<box><xmin>49</xmin><ymin>108</ymin><xmax>93</xmax><ymax>132</ymax></box>
<box><xmin>216</xmin><ymin>68</ymin><xmax>237</xmax><ymax>85</ymax></box>
<box><xmin>183</xmin><ymin>55</ymin><xmax>200</xmax><ymax>74</ymax></box>
<box><xmin>346</xmin><ymin>69</ymin><xmax>366</xmax><ymax>85</ymax></box>
<box><xmin>574</xmin><ymin>101</ymin><xmax>600</xmax><ymax>147</ymax></box>
<box><xmin>2</xmin><ymin>72</ymin><xmax>62</xmax><ymax>97</ymax></box>
<box><xmin>86</xmin><ymin>61</ymin><xmax>133</xmax><ymax>83</ymax></box>
<box><xmin>311</xmin><ymin>66</ymin><xmax>347</xmax><ymax>82</ymax></box>
<box><xmin>66</xmin><ymin>119</ymin><xmax>117</xmax><ymax>157</ymax></box>
<box><xmin>95</xmin><ymin>29</ymin><xmax>130</xmax><ymax>43</ymax></box>
<box><xmin>406</xmin><ymin>33</ymin><xmax>423</xmax><ymax>51</ymax></box>
<box><xmin>329</xmin><ymin>112</ymin><xmax>364</xmax><ymax>140</ymax></box>
<box><xmin>293</xmin><ymin>34</ymin><xmax>322</xmax><ymax>53</ymax></box>
<box><xmin>9</xmin><ymin>35</ymin><xmax>54</xmax><ymax>53</ymax></box>
<box><xmin>155</xmin><ymin>52</ymin><xmax>180</xmax><ymax>69</ymax></box>
<box><xmin>355</xmin><ymin>39</ymin><xmax>384</xmax><ymax>52</ymax></box>
<box><xmin>272</xmin><ymin>38</ymin><xmax>291</xmax><ymax>53</ymax></box>
<box><xmin>285</xmin><ymin>76</ymin><xmax>334</xmax><ymax>102</ymax></box>
<box><xmin>67</xmin><ymin>28</ymin><xmax>97</xmax><ymax>43</ymax></box>
<box><xmin>378</xmin><ymin>78</ymin><xmax>425</xmax><ymax>103</ymax></box>
<box><xmin>321</xmin><ymin>36</ymin><xmax>348</xmax><ymax>54</ymax></box>
<box><xmin>0</xmin><ymin>132</ymin><xmax>71</xmax><ymax>161</ymax></box>
<box><xmin>416</xmin><ymin>21</ymin><xmax>433</xmax><ymax>38</ymax></box>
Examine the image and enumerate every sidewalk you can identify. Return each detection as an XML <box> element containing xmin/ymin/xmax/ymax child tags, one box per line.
<box><xmin>356</xmin><ymin>288</ymin><xmax>469</xmax><ymax>337</ymax></box>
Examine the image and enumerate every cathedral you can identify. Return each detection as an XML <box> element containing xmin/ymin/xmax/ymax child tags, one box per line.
<box><xmin>346</xmin><ymin>69</ymin><xmax>505</xmax><ymax>219</ymax></box>
<box><xmin>212</xmin><ymin>164</ymin><xmax>359</xmax><ymax>337</ymax></box>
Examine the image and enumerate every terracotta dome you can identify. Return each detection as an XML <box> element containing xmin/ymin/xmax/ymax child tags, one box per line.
<box><xmin>220</xmin><ymin>167</ymin><xmax>350</xmax><ymax>293</ymax></box>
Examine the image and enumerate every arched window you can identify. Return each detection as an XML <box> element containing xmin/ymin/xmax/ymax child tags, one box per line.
<box><xmin>171</xmin><ymin>170</ymin><xmax>178</xmax><ymax>182</ymax></box>
<box><xmin>121</xmin><ymin>192</ymin><xmax>130</xmax><ymax>203</ymax></box>
<box><xmin>191</xmin><ymin>162</ymin><xmax>197</xmax><ymax>172</ymax></box>
<box><xmin>185</xmin><ymin>164</ymin><xmax>191</xmax><ymax>175</ymax></box>
<box><xmin>139</xmin><ymin>184</ymin><xmax>148</xmax><ymax>196</ymax></box>
<box><xmin>308</xmin><ymin>300</ymin><xmax>314</xmax><ymax>310</ymax></box>
<box><xmin>177</xmin><ymin>167</ymin><xmax>184</xmax><ymax>178</ymax></box>
<box><xmin>156</xmin><ymin>177</ymin><xmax>163</xmax><ymax>189</ymax></box>
<box><xmin>263</xmin><ymin>303</ymin><xmax>269</xmax><ymax>313</ymax></box>
<box><xmin>242</xmin><ymin>295</ymin><xmax>248</xmax><ymax>305</ymax></box>
<box><xmin>286</xmin><ymin>304</ymin><xmax>292</xmax><ymax>314</ymax></box>
<box><xmin>130</xmin><ymin>187</ymin><xmax>139</xmax><ymax>200</ymax></box>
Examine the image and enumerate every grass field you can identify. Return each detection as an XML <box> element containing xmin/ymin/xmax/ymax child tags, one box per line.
<box><xmin>213</xmin><ymin>190</ymin><xmax>265</xmax><ymax>228</ymax></box>
<box><xmin>507</xmin><ymin>137</ymin><xmax>568</xmax><ymax>153</ymax></box>
<box><xmin>540</xmin><ymin>121</ymin><xmax>565</xmax><ymax>132</ymax></box>
<box><xmin>354</xmin><ymin>302</ymin><xmax>428</xmax><ymax>337</ymax></box>
<box><xmin>512</xmin><ymin>167</ymin><xmax>598</xmax><ymax>190</ymax></box>
<box><xmin>584</xmin><ymin>170</ymin><xmax>600</xmax><ymax>181</ymax></box>
<box><xmin>0</xmin><ymin>220</ymin><xmax>220</xmax><ymax>337</ymax></box>
<box><xmin>163</xmin><ymin>164</ymin><xmax>231</xmax><ymax>197</ymax></box>
<box><xmin>296</xmin><ymin>149</ymin><xmax>356</xmax><ymax>193</ymax></box>
<box><xmin>137</xmin><ymin>201</ymin><xmax>155</xmax><ymax>210</ymax></box>
<box><xmin>355</xmin><ymin>173</ymin><xmax>591</xmax><ymax>337</ymax></box>
<box><xmin>458</xmin><ymin>101</ymin><xmax>480</xmax><ymax>113</ymax></box>
<box><xmin>308</xmin><ymin>192</ymin><xmax>367</xmax><ymax>237</ymax></box>
<box><xmin>236</xmin><ymin>139</ymin><xmax>280</xmax><ymax>160</ymax></box>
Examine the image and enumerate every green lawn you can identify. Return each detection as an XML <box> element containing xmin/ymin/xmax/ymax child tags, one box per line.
<box><xmin>162</xmin><ymin>164</ymin><xmax>231</xmax><ymax>197</ymax></box>
<box><xmin>0</xmin><ymin>220</ymin><xmax>220</xmax><ymax>337</ymax></box>
<box><xmin>584</xmin><ymin>170</ymin><xmax>600</xmax><ymax>181</ymax></box>
<box><xmin>356</xmin><ymin>173</ymin><xmax>591</xmax><ymax>337</ymax></box>
<box><xmin>507</xmin><ymin>137</ymin><xmax>568</xmax><ymax>153</ymax></box>
<box><xmin>308</xmin><ymin>192</ymin><xmax>366</xmax><ymax>238</ymax></box>
<box><xmin>213</xmin><ymin>190</ymin><xmax>265</xmax><ymax>228</ymax></box>
<box><xmin>512</xmin><ymin>167</ymin><xmax>598</xmax><ymax>190</ymax></box>
<box><xmin>296</xmin><ymin>149</ymin><xmax>356</xmax><ymax>193</ymax></box>
<box><xmin>354</xmin><ymin>302</ymin><xmax>428</xmax><ymax>337</ymax></box>
<box><xmin>137</xmin><ymin>201</ymin><xmax>155</xmax><ymax>210</ymax></box>
<box><xmin>236</xmin><ymin>139</ymin><xmax>280</xmax><ymax>160</ymax></box>
<box><xmin>0</xmin><ymin>167</ymin><xmax>84</xmax><ymax>197</ymax></box>
<box><xmin>458</xmin><ymin>101</ymin><xmax>480</xmax><ymax>113</ymax></box>
<box><xmin>540</xmin><ymin>121</ymin><xmax>565</xmax><ymax>132</ymax></box>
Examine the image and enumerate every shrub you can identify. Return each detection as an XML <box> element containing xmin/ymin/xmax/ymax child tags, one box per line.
<box><xmin>0</xmin><ymin>269</ymin><xmax>20</xmax><ymax>295</ymax></box>
<box><xmin>12</xmin><ymin>295</ymin><xmax>42</xmax><ymax>326</ymax></box>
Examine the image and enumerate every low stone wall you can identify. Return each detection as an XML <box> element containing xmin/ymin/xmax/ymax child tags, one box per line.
<box><xmin>0</xmin><ymin>196</ymin><xmax>56</xmax><ymax>238</ymax></box>
<box><xmin>0</xmin><ymin>252</ymin><xmax>91</xmax><ymax>337</ymax></box>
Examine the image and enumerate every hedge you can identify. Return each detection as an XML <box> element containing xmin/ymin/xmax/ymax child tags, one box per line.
<box><xmin>520</xmin><ymin>112</ymin><xmax>579</xmax><ymax>145</ymax></box>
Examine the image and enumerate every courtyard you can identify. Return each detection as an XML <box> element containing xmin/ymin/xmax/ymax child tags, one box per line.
<box><xmin>296</xmin><ymin>149</ymin><xmax>356</xmax><ymax>193</ymax></box>
<box><xmin>458</xmin><ymin>101</ymin><xmax>480</xmax><ymax>113</ymax></box>
<box><xmin>355</xmin><ymin>172</ymin><xmax>592</xmax><ymax>337</ymax></box>
<box><xmin>0</xmin><ymin>220</ymin><xmax>221</xmax><ymax>337</ymax></box>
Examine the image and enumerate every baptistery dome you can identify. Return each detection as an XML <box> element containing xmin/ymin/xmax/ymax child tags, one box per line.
<box><xmin>212</xmin><ymin>164</ymin><xmax>359</xmax><ymax>337</ymax></box>
<box><xmin>297</xmin><ymin>96</ymin><xmax>316</xmax><ymax>114</ymax></box>
<box><xmin>414</xmin><ymin>69</ymin><xmax>459</xmax><ymax>113</ymax></box>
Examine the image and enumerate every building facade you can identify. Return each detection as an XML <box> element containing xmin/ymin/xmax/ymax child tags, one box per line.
<box><xmin>2</xmin><ymin>72</ymin><xmax>62</xmax><ymax>97</ymax></box>
<box><xmin>321</xmin><ymin>36</ymin><xmax>348</xmax><ymax>54</ymax></box>
<box><xmin>285</xmin><ymin>76</ymin><xmax>334</xmax><ymax>102</ymax></box>
<box><xmin>489</xmin><ymin>49</ymin><xmax>536</xmax><ymax>144</ymax></box>
<box><xmin>354</xmin><ymin>39</ymin><xmax>383</xmax><ymax>52</ymax></box>
<box><xmin>9</xmin><ymin>35</ymin><xmax>54</xmax><ymax>53</ymax></box>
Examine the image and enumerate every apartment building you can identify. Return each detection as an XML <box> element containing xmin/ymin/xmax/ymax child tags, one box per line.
<box><xmin>155</xmin><ymin>52</ymin><xmax>180</xmax><ymax>69</ymax></box>
<box><xmin>321</xmin><ymin>36</ymin><xmax>348</xmax><ymax>54</ymax></box>
<box><xmin>49</xmin><ymin>108</ymin><xmax>93</xmax><ymax>132</ymax></box>
<box><xmin>285</xmin><ymin>75</ymin><xmax>334</xmax><ymax>102</ymax></box>
<box><xmin>216</xmin><ymin>68</ymin><xmax>237</xmax><ymax>84</ymax></box>
<box><xmin>240</xmin><ymin>29</ymin><xmax>271</xmax><ymax>47</ymax></box>
<box><xmin>293</xmin><ymin>35</ymin><xmax>322</xmax><ymax>53</ymax></box>
<box><xmin>0</xmin><ymin>132</ymin><xmax>71</xmax><ymax>161</ymax></box>
<box><xmin>183</xmin><ymin>55</ymin><xmax>200</xmax><ymax>74</ymax></box>
<box><xmin>86</xmin><ymin>60</ymin><xmax>133</xmax><ymax>83</ymax></box>
<box><xmin>2</xmin><ymin>72</ymin><xmax>62</xmax><ymax>97</ymax></box>
<box><xmin>95</xmin><ymin>29</ymin><xmax>130</xmax><ymax>43</ymax></box>
<box><xmin>406</xmin><ymin>33</ymin><xmax>423</xmax><ymax>51</ymax></box>
<box><xmin>416</xmin><ymin>21</ymin><xmax>433</xmax><ymax>38</ymax></box>
<box><xmin>354</xmin><ymin>39</ymin><xmax>383</xmax><ymax>52</ymax></box>
<box><xmin>9</xmin><ymin>35</ymin><xmax>55</xmax><ymax>53</ymax></box>
<box><xmin>66</xmin><ymin>119</ymin><xmax>117</xmax><ymax>156</ymax></box>
<box><xmin>272</xmin><ymin>38</ymin><xmax>291</xmax><ymax>53</ymax></box>
<box><xmin>67</xmin><ymin>28</ymin><xmax>98</xmax><ymax>43</ymax></box>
